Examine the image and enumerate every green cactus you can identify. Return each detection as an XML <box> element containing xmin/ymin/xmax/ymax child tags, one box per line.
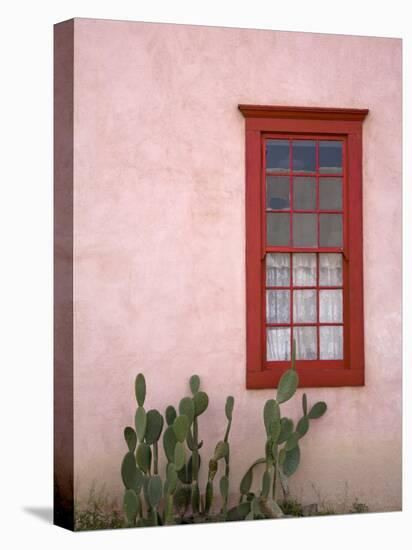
<box><xmin>278</xmin><ymin>418</ymin><xmax>294</xmax><ymax>443</ymax></box>
<box><xmin>296</xmin><ymin>416</ymin><xmax>309</xmax><ymax>438</ymax></box>
<box><xmin>227</xmin><ymin>502</ymin><xmax>251</xmax><ymax>521</ymax></box>
<box><xmin>213</xmin><ymin>441</ymin><xmax>229</xmax><ymax>461</ymax></box>
<box><xmin>124</xmin><ymin>426</ymin><xmax>137</xmax><ymax>453</ymax></box>
<box><xmin>148</xmin><ymin>475</ymin><xmax>163</xmax><ymax>523</ymax></box>
<box><xmin>136</xmin><ymin>443</ymin><xmax>152</xmax><ymax>474</ymax></box>
<box><xmin>179</xmin><ymin>397</ymin><xmax>195</xmax><ymax>425</ymax></box>
<box><xmin>145</xmin><ymin>409</ymin><xmax>164</xmax><ymax>445</ymax></box>
<box><xmin>165</xmin><ymin>405</ymin><xmax>177</xmax><ymax>426</ymax></box>
<box><xmin>225</xmin><ymin>396</ymin><xmax>234</xmax><ymax>422</ymax></box>
<box><xmin>163</xmin><ymin>426</ymin><xmax>177</xmax><ymax>463</ymax></box>
<box><xmin>135</xmin><ymin>407</ymin><xmax>147</xmax><ymax>443</ymax></box>
<box><xmin>135</xmin><ymin>373</ymin><xmax>146</xmax><ymax>407</ymax></box>
<box><xmin>121</xmin><ymin>358</ymin><xmax>327</xmax><ymax>527</ymax></box>
<box><xmin>220</xmin><ymin>475</ymin><xmax>229</xmax><ymax>514</ymax></box>
<box><xmin>302</xmin><ymin>392</ymin><xmax>308</xmax><ymax>415</ymax></box>
<box><xmin>189</xmin><ymin>374</ymin><xmax>200</xmax><ymax>395</ymax></box>
<box><xmin>282</xmin><ymin>445</ymin><xmax>300</xmax><ymax>476</ymax></box>
<box><xmin>204</xmin><ymin>480</ymin><xmax>213</xmax><ymax>514</ymax></box>
<box><xmin>276</xmin><ymin>369</ymin><xmax>299</xmax><ymax>404</ymax></box>
<box><xmin>174</xmin><ymin>441</ymin><xmax>186</xmax><ymax>471</ymax></box>
<box><xmin>121</xmin><ymin>451</ymin><xmax>142</xmax><ymax>491</ymax></box>
<box><xmin>240</xmin><ymin>458</ymin><xmax>265</xmax><ymax>499</ymax></box>
<box><xmin>191</xmin><ymin>481</ymin><xmax>200</xmax><ymax>514</ymax></box>
<box><xmin>193</xmin><ymin>391</ymin><xmax>209</xmax><ymax>417</ymax></box>
<box><xmin>308</xmin><ymin>401</ymin><xmax>327</xmax><ymax>419</ymax></box>
<box><xmin>173</xmin><ymin>415</ymin><xmax>190</xmax><ymax>443</ymax></box>
<box><xmin>124</xmin><ymin>489</ymin><xmax>139</xmax><ymax>526</ymax></box>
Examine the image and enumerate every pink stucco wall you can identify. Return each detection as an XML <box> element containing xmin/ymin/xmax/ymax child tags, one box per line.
<box><xmin>72</xmin><ymin>18</ymin><xmax>402</xmax><ymax>511</ymax></box>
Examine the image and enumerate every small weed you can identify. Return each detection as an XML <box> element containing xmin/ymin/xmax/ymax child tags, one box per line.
<box><xmin>349</xmin><ymin>499</ymin><xmax>369</xmax><ymax>514</ymax></box>
<box><xmin>75</xmin><ymin>483</ymin><xmax>124</xmax><ymax>531</ymax></box>
<box><xmin>279</xmin><ymin>499</ymin><xmax>304</xmax><ymax>517</ymax></box>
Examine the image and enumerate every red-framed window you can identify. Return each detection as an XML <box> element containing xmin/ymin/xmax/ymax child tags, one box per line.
<box><xmin>239</xmin><ymin>105</ymin><xmax>368</xmax><ymax>388</ymax></box>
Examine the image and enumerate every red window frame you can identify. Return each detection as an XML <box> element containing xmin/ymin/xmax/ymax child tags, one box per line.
<box><xmin>239</xmin><ymin>105</ymin><xmax>369</xmax><ymax>388</ymax></box>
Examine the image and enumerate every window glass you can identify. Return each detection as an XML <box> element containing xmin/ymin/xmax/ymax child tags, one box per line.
<box><xmin>266</xmin><ymin>176</ymin><xmax>290</xmax><ymax>210</ymax></box>
<box><xmin>319</xmin><ymin>177</ymin><xmax>342</xmax><ymax>210</ymax></box>
<box><xmin>319</xmin><ymin>141</ymin><xmax>342</xmax><ymax>174</ymax></box>
<box><xmin>319</xmin><ymin>214</ymin><xmax>342</xmax><ymax>247</ymax></box>
<box><xmin>266</xmin><ymin>140</ymin><xmax>290</xmax><ymax>172</ymax></box>
<box><xmin>267</xmin><ymin>213</ymin><xmax>290</xmax><ymax>246</ymax></box>
<box><xmin>293</xmin><ymin>176</ymin><xmax>316</xmax><ymax>210</ymax></box>
<box><xmin>292</xmin><ymin>140</ymin><xmax>316</xmax><ymax>173</ymax></box>
<box><xmin>293</xmin><ymin>214</ymin><xmax>317</xmax><ymax>247</ymax></box>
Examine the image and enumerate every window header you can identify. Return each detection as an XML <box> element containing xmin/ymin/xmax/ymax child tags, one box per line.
<box><xmin>238</xmin><ymin>104</ymin><xmax>369</xmax><ymax>122</ymax></box>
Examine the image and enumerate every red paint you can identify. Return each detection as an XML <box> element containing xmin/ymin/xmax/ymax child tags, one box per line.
<box><xmin>240</xmin><ymin>105</ymin><xmax>368</xmax><ymax>389</ymax></box>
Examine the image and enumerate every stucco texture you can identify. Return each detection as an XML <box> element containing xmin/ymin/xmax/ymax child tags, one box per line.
<box><xmin>72</xmin><ymin>19</ymin><xmax>402</xmax><ymax>512</ymax></box>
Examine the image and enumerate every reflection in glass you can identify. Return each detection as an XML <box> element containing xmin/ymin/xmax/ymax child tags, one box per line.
<box><xmin>319</xmin><ymin>214</ymin><xmax>342</xmax><ymax>247</ymax></box>
<box><xmin>266</xmin><ymin>176</ymin><xmax>290</xmax><ymax>210</ymax></box>
<box><xmin>266</xmin><ymin>140</ymin><xmax>290</xmax><ymax>172</ymax></box>
<box><xmin>267</xmin><ymin>213</ymin><xmax>290</xmax><ymax>246</ymax></box>
<box><xmin>319</xmin><ymin>177</ymin><xmax>342</xmax><ymax>210</ymax></box>
<box><xmin>319</xmin><ymin>289</ymin><xmax>343</xmax><ymax>323</ymax></box>
<box><xmin>293</xmin><ymin>253</ymin><xmax>317</xmax><ymax>286</ymax></box>
<box><xmin>266</xmin><ymin>290</ymin><xmax>290</xmax><ymax>323</ymax></box>
<box><xmin>266</xmin><ymin>253</ymin><xmax>290</xmax><ymax>287</ymax></box>
<box><xmin>293</xmin><ymin>177</ymin><xmax>316</xmax><ymax>210</ymax></box>
<box><xmin>293</xmin><ymin>290</ymin><xmax>317</xmax><ymax>323</ymax></box>
<box><xmin>294</xmin><ymin>327</ymin><xmax>317</xmax><ymax>360</ymax></box>
<box><xmin>320</xmin><ymin>326</ymin><xmax>343</xmax><ymax>359</ymax></box>
<box><xmin>293</xmin><ymin>214</ymin><xmax>317</xmax><ymax>247</ymax></box>
<box><xmin>319</xmin><ymin>254</ymin><xmax>342</xmax><ymax>286</ymax></box>
<box><xmin>292</xmin><ymin>140</ymin><xmax>316</xmax><ymax>173</ymax></box>
<box><xmin>267</xmin><ymin>327</ymin><xmax>291</xmax><ymax>361</ymax></box>
<box><xmin>319</xmin><ymin>141</ymin><xmax>343</xmax><ymax>173</ymax></box>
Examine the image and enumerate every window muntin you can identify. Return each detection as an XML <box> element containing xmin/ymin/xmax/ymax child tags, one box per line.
<box><xmin>264</xmin><ymin>137</ymin><xmax>345</xmax><ymax>363</ymax></box>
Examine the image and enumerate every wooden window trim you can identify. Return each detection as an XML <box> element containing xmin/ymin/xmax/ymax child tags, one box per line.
<box><xmin>239</xmin><ymin>105</ymin><xmax>369</xmax><ymax>388</ymax></box>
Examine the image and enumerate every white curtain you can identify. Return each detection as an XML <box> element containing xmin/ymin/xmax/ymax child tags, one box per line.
<box><xmin>267</xmin><ymin>328</ymin><xmax>290</xmax><ymax>361</ymax></box>
<box><xmin>294</xmin><ymin>327</ymin><xmax>317</xmax><ymax>360</ymax></box>
<box><xmin>293</xmin><ymin>253</ymin><xmax>316</xmax><ymax>286</ymax></box>
<box><xmin>319</xmin><ymin>253</ymin><xmax>342</xmax><ymax>286</ymax></box>
<box><xmin>266</xmin><ymin>253</ymin><xmax>343</xmax><ymax>361</ymax></box>
<box><xmin>320</xmin><ymin>326</ymin><xmax>343</xmax><ymax>359</ymax></box>
<box><xmin>266</xmin><ymin>253</ymin><xmax>290</xmax><ymax>286</ymax></box>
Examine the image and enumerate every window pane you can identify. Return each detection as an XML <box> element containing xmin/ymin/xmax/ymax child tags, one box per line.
<box><xmin>293</xmin><ymin>253</ymin><xmax>317</xmax><ymax>286</ymax></box>
<box><xmin>266</xmin><ymin>176</ymin><xmax>290</xmax><ymax>210</ymax></box>
<box><xmin>294</xmin><ymin>327</ymin><xmax>317</xmax><ymax>360</ymax></box>
<box><xmin>320</xmin><ymin>326</ymin><xmax>343</xmax><ymax>359</ymax></box>
<box><xmin>319</xmin><ymin>177</ymin><xmax>342</xmax><ymax>210</ymax></box>
<box><xmin>266</xmin><ymin>253</ymin><xmax>290</xmax><ymax>286</ymax></box>
<box><xmin>267</xmin><ymin>327</ymin><xmax>291</xmax><ymax>361</ymax></box>
<box><xmin>266</xmin><ymin>290</ymin><xmax>290</xmax><ymax>323</ymax></box>
<box><xmin>293</xmin><ymin>290</ymin><xmax>317</xmax><ymax>322</ymax></box>
<box><xmin>293</xmin><ymin>214</ymin><xmax>317</xmax><ymax>247</ymax></box>
<box><xmin>319</xmin><ymin>253</ymin><xmax>342</xmax><ymax>286</ymax></box>
<box><xmin>319</xmin><ymin>289</ymin><xmax>343</xmax><ymax>322</ymax></box>
<box><xmin>319</xmin><ymin>141</ymin><xmax>343</xmax><ymax>174</ymax></box>
<box><xmin>319</xmin><ymin>214</ymin><xmax>342</xmax><ymax>247</ymax></box>
<box><xmin>267</xmin><ymin>213</ymin><xmax>290</xmax><ymax>246</ymax></box>
<box><xmin>292</xmin><ymin>140</ymin><xmax>316</xmax><ymax>173</ymax></box>
<box><xmin>266</xmin><ymin>140</ymin><xmax>290</xmax><ymax>172</ymax></box>
<box><xmin>293</xmin><ymin>177</ymin><xmax>316</xmax><ymax>210</ymax></box>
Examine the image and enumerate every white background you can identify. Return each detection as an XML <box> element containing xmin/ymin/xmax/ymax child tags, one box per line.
<box><xmin>0</xmin><ymin>0</ymin><xmax>409</xmax><ymax>548</ymax></box>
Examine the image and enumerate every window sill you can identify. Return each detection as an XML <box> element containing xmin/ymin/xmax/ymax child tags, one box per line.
<box><xmin>246</xmin><ymin>367</ymin><xmax>364</xmax><ymax>389</ymax></box>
